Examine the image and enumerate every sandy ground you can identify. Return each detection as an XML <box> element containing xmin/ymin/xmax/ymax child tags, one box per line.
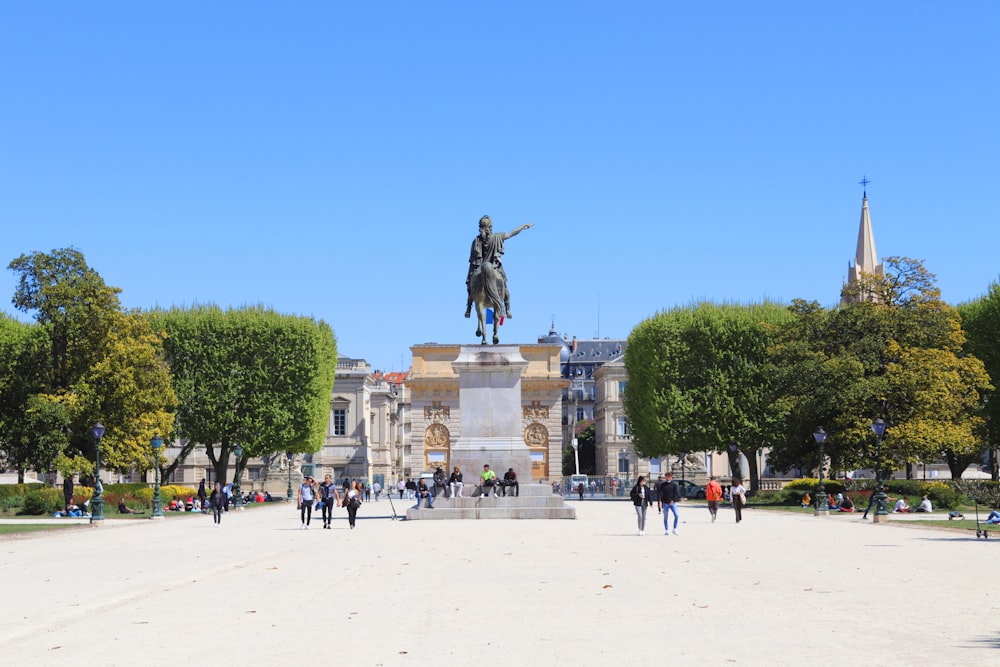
<box><xmin>1</xmin><ymin>498</ymin><xmax>997</xmax><ymax>666</ymax></box>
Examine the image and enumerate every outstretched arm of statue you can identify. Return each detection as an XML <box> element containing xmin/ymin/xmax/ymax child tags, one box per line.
<box><xmin>505</xmin><ymin>223</ymin><xmax>533</xmax><ymax>239</ymax></box>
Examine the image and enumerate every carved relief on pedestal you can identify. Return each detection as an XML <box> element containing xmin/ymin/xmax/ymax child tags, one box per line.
<box><xmin>523</xmin><ymin>422</ymin><xmax>549</xmax><ymax>448</ymax></box>
<box><xmin>424</xmin><ymin>401</ymin><xmax>451</xmax><ymax>421</ymax></box>
<box><xmin>522</xmin><ymin>400</ymin><xmax>549</xmax><ymax>421</ymax></box>
<box><xmin>424</xmin><ymin>422</ymin><xmax>451</xmax><ymax>448</ymax></box>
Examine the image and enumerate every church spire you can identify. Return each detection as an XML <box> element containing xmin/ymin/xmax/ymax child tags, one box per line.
<box><xmin>842</xmin><ymin>180</ymin><xmax>885</xmax><ymax>304</ymax></box>
<box><xmin>854</xmin><ymin>193</ymin><xmax>879</xmax><ymax>274</ymax></box>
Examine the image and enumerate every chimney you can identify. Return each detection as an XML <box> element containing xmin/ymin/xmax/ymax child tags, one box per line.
<box><xmin>571</xmin><ymin>336</ymin><xmax>577</xmax><ymax>352</ymax></box>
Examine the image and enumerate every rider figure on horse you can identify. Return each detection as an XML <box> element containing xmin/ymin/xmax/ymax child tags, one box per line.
<box><xmin>465</xmin><ymin>215</ymin><xmax>533</xmax><ymax>319</ymax></box>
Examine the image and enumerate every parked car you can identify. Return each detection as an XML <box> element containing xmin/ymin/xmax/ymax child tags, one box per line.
<box><xmin>675</xmin><ymin>479</ymin><xmax>706</xmax><ymax>499</ymax></box>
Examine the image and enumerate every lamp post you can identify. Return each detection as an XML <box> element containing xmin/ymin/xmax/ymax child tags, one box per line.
<box><xmin>90</xmin><ymin>423</ymin><xmax>105</xmax><ymax>525</ymax></box>
<box><xmin>571</xmin><ymin>438</ymin><xmax>580</xmax><ymax>475</ymax></box>
<box><xmin>233</xmin><ymin>443</ymin><xmax>244</xmax><ymax>510</ymax></box>
<box><xmin>814</xmin><ymin>427</ymin><xmax>829</xmax><ymax>516</ymax></box>
<box><xmin>679</xmin><ymin>451</ymin><xmax>687</xmax><ymax>496</ymax></box>
<box><xmin>286</xmin><ymin>452</ymin><xmax>294</xmax><ymax>501</ymax></box>
<box><xmin>871</xmin><ymin>418</ymin><xmax>889</xmax><ymax>523</ymax></box>
<box><xmin>150</xmin><ymin>435</ymin><xmax>165</xmax><ymax>519</ymax></box>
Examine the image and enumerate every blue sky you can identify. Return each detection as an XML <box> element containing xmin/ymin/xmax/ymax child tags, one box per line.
<box><xmin>2</xmin><ymin>3</ymin><xmax>998</xmax><ymax>372</ymax></box>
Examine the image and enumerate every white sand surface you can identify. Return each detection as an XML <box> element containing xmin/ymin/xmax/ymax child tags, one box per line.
<box><xmin>1</xmin><ymin>500</ymin><xmax>996</xmax><ymax>666</ymax></box>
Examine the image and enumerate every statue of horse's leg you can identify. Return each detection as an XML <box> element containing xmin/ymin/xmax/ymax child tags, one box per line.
<box><xmin>492</xmin><ymin>318</ymin><xmax>500</xmax><ymax>345</ymax></box>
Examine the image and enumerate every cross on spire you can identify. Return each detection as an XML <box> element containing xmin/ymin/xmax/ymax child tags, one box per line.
<box><xmin>859</xmin><ymin>175</ymin><xmax>871</xmax><ymax>197</ymax></box>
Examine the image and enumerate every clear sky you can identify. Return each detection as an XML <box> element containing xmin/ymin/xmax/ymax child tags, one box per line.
<box><xmin>2</xmin><ymin>3</ymin><xmax>997</xmax><ymax>373</ymax></box>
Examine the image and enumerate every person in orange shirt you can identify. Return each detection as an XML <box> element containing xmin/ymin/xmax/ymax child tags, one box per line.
<box><xmin>705</xmin><ymin>476</ymin><xmax>723</xmax><ymax>523</ymax></box>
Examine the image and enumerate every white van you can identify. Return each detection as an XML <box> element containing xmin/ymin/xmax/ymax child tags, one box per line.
<box><xmin>570</xmin><ymin>474</ymin><xmax>588</xmax><ymax>490</ymax></box>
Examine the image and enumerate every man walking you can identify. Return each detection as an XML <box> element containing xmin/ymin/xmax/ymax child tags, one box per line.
<box><xmin>62</xmin><ymin>474</ymin><xmax>74</xmax><ymax>512</ymax></box>
<box><xmin>658</xmin><ymin>472</ymin><xmax>681</xmax><ymax>535</ymax></box>
<box><xmin>705</xmin><ymin>476</ymin><xmax>723</xmax><ymax>523</ymax></box>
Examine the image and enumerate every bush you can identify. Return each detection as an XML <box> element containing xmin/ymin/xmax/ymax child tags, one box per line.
<box><xmin>748</xmin><ymin>490</ymin><xmax>797</xmax><ymax>505</ymax></box>
<box><xmin>23</xmin><ymin>488</ymin><xmax>65</xmax><ymax>515</ymax></box>
<box><xmin>0</xmin><ymin>495</ymin><xmax>25</xmax><ymax>511</ymax></box>
<box><xmin>133</xmin><ymin>488</ymin><xmax>154</xmax><ymax>508</ymax></box>
<box><xmin>783</xmin><ymin>478</ymin><xmax>845</xmax><ymax>494</ymax></box>
<box><xmin>0</xmin><ymin>483</ymin><xmax>45</xmax><ymax>499</ymax></box>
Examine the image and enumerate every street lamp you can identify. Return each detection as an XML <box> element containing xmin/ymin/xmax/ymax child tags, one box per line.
<box><xmin>814</xmin><ymin>427</ymin><xmax>829</xmax><ymax>516</ymax></box>
<box><xmin>286</xmin><ymin>452</ymin><xmax>294</xmax><ymax>501</ymax></box>
<box><xmin>871</xmin><ymin>418</ymin><xmax>889</xmax><ymax>523</ymax></box>
<box><xmin>679</xmin><ymin>451</ymin><xmax>687</xmax><ymax>493</ymax></box>
<box><xmin>90</xmin><ymin>423</ymin><xmax>105</xmax><ymax>525</ymax></box>
<box><xmin>150</xmin><ymin>435</ymin><xmax>165</xmax><ymax>519</ymax></box>
<box><xmin>233</xmin><ymin>443</ymin><xmax>244</xmax><ymax>510</ymax></box>
<box><xmin>571</xmin><ymin>438</ymin><xmax>580</xmax><ymax>475</ymax></box>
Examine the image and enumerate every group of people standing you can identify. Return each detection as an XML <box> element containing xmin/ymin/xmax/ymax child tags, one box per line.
<box><xmin>630</xmin><ymin>473</ymin><xmax>747</xmax><ymax>536</ymax></box>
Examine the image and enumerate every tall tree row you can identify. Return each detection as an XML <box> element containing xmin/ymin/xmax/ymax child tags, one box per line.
<box><xmin>149</xmin><ymin>306</ymin><xmax>338</xmax><ymax>484</ymax></box>
<box><xmin>624</xmin><ymin>258</ymin><xmax>992</xmax><ymax>484</ymax></box>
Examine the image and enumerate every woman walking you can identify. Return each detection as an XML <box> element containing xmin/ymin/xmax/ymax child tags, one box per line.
<box><xmin>449</xmin><ymin>466</ymin><xmax>464</xmax><ymax>499</ymax></box>
<box><xmin>209</xmin><ymin>482</ymin><xmax>224</xmax><ymax>527</ymax></box>
<box><xmin>630</xmin><ymin>476</ymin><xmax>653</xmax><ymax>535</ymax></box>
<box><xmin>345</xmin><ymin>480</ymin><xmax>361</xmax><ymax>529</ymax></box>
<box><xmin>319</xmin><ymin>474</ymin><xmax>341</xmax><ymax>529</ymax></box>
<box><xmin>731</xmin><ymin>476</ymin><xmax>747</xmax><ymax>523</ymax></box>
<box><xmin>298</xmin><ymin>475</ymin><xmax>317</xmax><ymax>529</ymax></box>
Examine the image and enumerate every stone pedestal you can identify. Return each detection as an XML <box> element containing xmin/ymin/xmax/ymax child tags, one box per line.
<box><xmin>872</xmin><ymin>514</ymin><xmax>890</xmax><ymax>524</ymax></box>
<box><xmin>448</xmin><ymin>346</ymin><xmax>534</xmax><ymax>486</ymax></box>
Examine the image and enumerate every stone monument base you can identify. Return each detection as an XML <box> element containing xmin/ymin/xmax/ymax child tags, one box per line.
<box><xmin>405</xmin><ymin>483</ymin><xmax>575</xmax><ymax>520</ymax></box>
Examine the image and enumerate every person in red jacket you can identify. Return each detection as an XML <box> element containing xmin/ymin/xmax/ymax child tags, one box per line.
<box><xmin>705</xmin><ymin>476</ymin><xmax>723</xmax><ymax>523</ymax></box>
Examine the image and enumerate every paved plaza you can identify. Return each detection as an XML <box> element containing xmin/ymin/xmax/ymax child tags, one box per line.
<box><xmin>1</xmin><ymin>495</ymin><xmax>997</xmax><ymax>666</ymax></box>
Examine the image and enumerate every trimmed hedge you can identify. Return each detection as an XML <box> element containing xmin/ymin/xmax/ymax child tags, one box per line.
<box><xmin>784</xmin><ymin>478</ymin><xmax>845</xmax><ymax>495</ymax></box>
<box><xmin>24</xmin><ymin>488</ymin><xmax>65</xmax><ymax>515</ymax></box>
<box><xmin>0</xmin><ymin>483</ymin><xmax>45</xmax><ymax>498</ymax></box>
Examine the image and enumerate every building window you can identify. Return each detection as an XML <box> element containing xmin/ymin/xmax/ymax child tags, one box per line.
<box><xmin>649</xmin><ymin>457</ymin><xmax>661</xmax><ymax>473</ymax></box>
<box><xmin>206</xmin><ymin>468</ymin><xmax>216</xmax><ymax>483</ymax></box>
<box><xmin>333</xmin><ymin>408</ymin><xmax>347</xmax><ymax>436</ymax></box>
<box><xmin>577</xmin><ymin>408</ymin><xmax>586</xmax><ymax>422</ymax></box>
<box><xmin>618</xmin><ymin>381</ymin><xmax>627</xmax><ymax>395</ymax></box>
<box><xmin>248</xmin><ymin>467</ymin><xmax>261</xmax><ymax>480</ymax></box>
<box><xmin>616</xmin><ymin>417</ymin><xmax>630</xmax><ymax>438</ymax></box>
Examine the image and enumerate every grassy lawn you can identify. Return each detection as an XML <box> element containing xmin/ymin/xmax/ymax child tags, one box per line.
<box><xmin>0</xmin><ymin>524</ymin><xmax>81</xmax><ymax>535</ymax></box>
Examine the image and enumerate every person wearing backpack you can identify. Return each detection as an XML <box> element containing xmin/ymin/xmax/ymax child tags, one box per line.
<box><xmin>705</xmin><ymin>476</ymin><xmax>723</xmax><ymax>523</ymax></box>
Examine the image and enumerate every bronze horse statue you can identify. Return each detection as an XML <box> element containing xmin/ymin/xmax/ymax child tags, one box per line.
<box><xmin>467</xmin><ymin>260</ymin><xmax>505</xmax><ymax>345</ymax></box>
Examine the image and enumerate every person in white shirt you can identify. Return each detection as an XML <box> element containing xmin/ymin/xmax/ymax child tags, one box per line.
<box><xmin>893</xmin><ymin>497</ymin><xmax>910</xmax><ymax>513</ymax></box>
<box><xmin>915</xmin><ymin>495</ymin><xmax>933</xmax><ymax>513</ymax></box>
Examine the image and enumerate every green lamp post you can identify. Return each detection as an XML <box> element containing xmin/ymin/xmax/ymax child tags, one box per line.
<box><xmin>871</xmin><ymin>418</ymin><xmax>889</xmax><ymax>523</ymax></box>
<box><xmin>286</xmin><ymin>452</ymin><xmax>294</xmax><ymax>501</ymax></box>
<box><xmin>90</xmin><ymin>423</ymin><xmax>105</xmax><ymax>525</ymax></box>
<box><xmin>814</xmin><ymin>427</ymin><xmax>829</xmax><ymax>516</ymax></box>
<box><xmin>150</xmin><ymin>434</ymin><xmax>164</xmax><ymax>519</ymax></box>
<box><xmin>233</xmin><ymin>443</ymin><xmax>244</xmax><ymax>510</ymax></box>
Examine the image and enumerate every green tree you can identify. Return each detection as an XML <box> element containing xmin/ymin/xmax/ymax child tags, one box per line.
<box><xmin>0</xmin><ymin>314</ymin><xmax>69</xmax><ymax>481</ymax></box>
<box><xmin>771</xmin><ymin>258</ymin><xmax>990</xmax><ymax>479</ymax></box>
<box><xmin>150</xmin><ymin>305</ymin><xmax>338</xmax><ymax>483</ymax></box>
<box><xmin>6</xmin><ymin>249</ymin><xmax>176</xmax><ymax>472</ymax></box>
<box><xmin>958</xmin><ymin>279</ymin><xmax>1000</xmax><ymax>480</ymax></box>
<box><xmin>624</xmin><ymin>302</ymin><xmax>793</xmax><ymax>492</ymax></box>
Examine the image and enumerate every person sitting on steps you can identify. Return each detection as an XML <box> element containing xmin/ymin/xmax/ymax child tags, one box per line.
<box><xmin>501</xmin><ymin>468</ymin><xmax>519</xmax><ymax>497</ymax></box>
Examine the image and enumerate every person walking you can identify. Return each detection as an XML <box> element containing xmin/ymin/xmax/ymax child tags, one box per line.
<box><xmin>653</xmin><ymin>475</ymin><xmax>664</xmax><ymax>514</ymax></box>
<box><xmin>731</xmin><ymin>476</ymin><xmax>747</xmax><ymax>523</ymax></box>
<box><xmin>630</xmin><ymin>476</ymin><xmax>653</xmax><ymax>536</ymax></box>
<box><xmin>705</xmin><ymin>476</ymin><xmax>723</xmax><ymax>523</ymax></box>
<box><xmin>197</xmin><ymin>479</ymin><xmax>208</xmax><ymax>513</ymax></box>
<box><xmin>345</xmin><ymin>481</ymin><xmax>361</xmax><ymax>528</ymax></box>
<box><xmin>209</xmin><ymin>482</ymin><xmax>224</xmax><ymax>526</ymax></box>
<box><xmin>658</xmin><ymin>471</ymin><xmax>681</xmax><ymax>535</ymax></box>
<box><xmin>397</xmin><ymin>479</ymin><xmax>405</xmax><ymax>500</ymax></box>
<box><xmin>298</xmin><ymin>476</ymin><xmax>317</xmax><ymax>529</ymax></box>
<box><xmin>449</xmin><ymin>466</ymin><xmax>464</xmax><ymax>499</ymax></box>
<box><xmin>319</xmin><ymin>474</ymin><xmax>341</xmax><ymax>529</ymax></box>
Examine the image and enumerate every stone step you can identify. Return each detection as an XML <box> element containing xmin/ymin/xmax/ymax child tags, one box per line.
<box><xmin>405</xmin><ymin>506</ymin><xmax>576</xmax><ymax>520</ymax></box>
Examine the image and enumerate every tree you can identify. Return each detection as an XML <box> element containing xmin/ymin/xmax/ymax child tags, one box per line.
<box><xmin>0</xmin><ymin>314</ymin><xmax>68</xmax><ymax>481</ymax></box>
<box><xmin>958</xmin><ymin>279</ymin><xmax>1000</xmax><ymax>480</ymax></box>
<box><xmin>624</xmin><ymin>302</ymin><xmax>793</xmax><ymax>492</ymax></box>
<box><xmin>771</xmin><ymin>258</ymin><xmax>991</xmax><ymax>479</ymax></box>
<box><xmin>150</xmin><ymin>305</ymin><xmax>338</xmax><ymax>483</ymax></box>
<box><xmin>6</xmin><ymin>249</ymin><xmax>176</xmax><ymax>472</ymax></box>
